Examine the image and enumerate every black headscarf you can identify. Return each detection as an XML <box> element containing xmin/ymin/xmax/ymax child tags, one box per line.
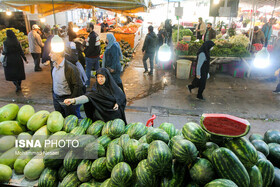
<box><xmin>197</xmin><ymin>40</ymin><xmax>215</xmax><ymax>62</ymax></box>
<box><xmin>6</xmin><ymin>30</ymin><xmax>19</xmax><ymax>44</ymax></box>
<box><xmin>84</xmin><ymin>68</ymin><xmax>127</xmax><ymax>124</ymax></box>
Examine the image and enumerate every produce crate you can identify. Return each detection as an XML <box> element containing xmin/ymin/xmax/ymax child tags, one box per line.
<box><xmin>112</xmin><ymin>26</ymin><xmax>142</xmax><ymax>49</ymax></box>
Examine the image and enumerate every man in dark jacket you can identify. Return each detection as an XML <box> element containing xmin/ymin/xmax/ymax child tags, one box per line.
<box><xmin>50</xmin><ymin>43</ymin><xmax>84</xmax><ymax>118</ymax></box>
<box><xmin>142</xmin><ymin>25</ymin><xmax>158</xmax><ymax>75</ymax></box>
<box><xmin>204</xmin><ymin>23</ymin><xmax>216</xmax><ymax>42</ymax></box>
<box><xmin>101</xmin><ymin>20</ymin><xmax>109</xmax><ymax>33</ymax></box>
<box><xmin>42</xmin><ymin>27</ymin><xmax>54</xmax><ymax>67</ymax></box>
<box><xmin>84</xmin><ymin>22</ymin><xmax>101</xmax><ymax>87</ymax></box>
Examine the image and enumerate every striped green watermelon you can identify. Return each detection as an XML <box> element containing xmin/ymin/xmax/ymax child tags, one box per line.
<box><xmin>86</xmin><ymin>120</ymin><xmax>105</xmax><ymax>136</ymax></box>
<box><xmin>96</xmin><ymin>135</ymin><xmax>112</xmax><ymax>149</ymax></box>
<box><xmin>84</xmin><ymin>142</ymin><xmax>105</xmax><ymax>159</ymax></box>
<box><xmin>257</xmin><ymin>151</ymin><xmax>267</xmax><ymax>160</ymax></box>
<box><xmin>109</xmin><ymin>119</ymin><xmax>125</xmax><ymax>138</ymax></box>
<box><xmin>256</xmin><ymin>159</ymin><xmax>275</xmax><ymax>187</ymax></box>
<box><xmin>79</xmin><ymin>118</ymin><xmax>92</xmax><ymax>131</ymax></box>
<box><xmin>249</xmin><ymin>133</ymin><xmax>264</xmax><ymax>142</ymax></box>
<box><xmin>58</xmin><ymin>166</ymin><xmax>68</xmax><ymax>181</ymax></box>
<box><xmin>201</xmin><ymin>142</ymin><xmax>219</xmax><ymax>162</ymax></box>
<box><xmin>186</xmin><ymin>182</ymin><xmax>200</xmax><ymax>187</ymax></box>
<box><xmin>90</xmin><ymin>157</ymin><xmax>110</xmax><ymax>180</ymax></box>
<box><xmin>101</xmin><ymin>120</ymin><xmax>112</xmax><ymax>136</ymax></box>
<box><xmin>108</xmin><ymin>137</ymin><xmax>120</xmax><ymax>147</ymax></box>
<box><xmin>205</xmin><ymin>179</ymin><xmax>238</xmax><ymax>187</ymax></box>
<box><xmin>77</xmin><ymin>160</ymin><xmax>92</xmax><ymax>182</ymax></box>
<box><xmin>135</xmin><ymin>143</ymin><xmax>149</xmax><ymax>161</ymax></box>
<box><xmin>59</xmin><ymin>171</ymin><xmax>81</xmax><ymax>187</ymax></box>
<box><xmin>119</xmin><ymin>134</ymin><xmax>130</xmax><ymax>149</ymax></box>
<box><xmin>248</xmin><ymin>165</ymin><xmax>263</xmax><ymax>187</ymax></box>
<box><xmin>70</xmin><ymin>126</ymin><xmax>85</xmax><ymax>135</ymax></box>
<box><xmin>124</xmin><ymin>123</ymin><xmax>135</xmax><ymax>133</ymax></box>
<box><xmin>252</xmin><ymin>139</ymin><xmax>269</xmax><ymax>156</ymax></box>
<box><xmin>224</xmin><ymin>137</ymin><xmax>258</xmax><ymax>168</ymax></box>
<box><xmin>264</xmin><ymin>129</ymin><xmax>280</xmax><ymax>144</ymax></box>
<box><xmin>273</xmin><ymin>166</ymin><xmax>280</xmax><ymax>187</ymax></box>
<box><xmin>268</xmin><ymin>143</ymin><xmax>280</xmax><ymax>168</ymax></box>
<box><xmin>111</xmin><ymin>162</ymin><xmax>132</xmax><ymax>186</ymax></box>
<box><xmin>169</xmin><ymin>135</ymin><xmax>184</xmax><ymax>151</ymax></box>
<box><xmin>127</xmin><ymin>122</ymin><xmax>148</xmax><ymax>140</ymax></box>
<box><xmin>147</xmin><ymin>140</ymin><xmax>172</xmax><ymax>173</ymax></box>
<box><xmin>63</xmin><ymin>150</ymin><xmax>82</xmax><ymax>172</ymax></box>
<box><xmin>182</xmin><ymin>122</ymin><xmax>207</xmax><ymax>149</ymax></box>
<box><xmin>212</xmin><ymin>147</ymin><xmax>250</xmax><ymax>187</ymax></box>
<box><xmin>189</xmin><ymin>158</ymin><xmax>215</xmax><ymax>185</ymax></box>
<box><xmin>38</xmin><ymin>168</ymin><xmax>58</xmax><ymax>187</ymax></box>
<box><xmin>136</xmin><ymin>159</ymin><xmax>157</xmax><ymax>187</ymax></box>
<box><xmin>43</xmin><ymin>148</ymin><xmax>66</xmax><ymax>169</ymax></box>
<box><xmin>138</xmin><ymin>135</ymin><xmax>147</xmax><ymax>143</ymax></box>
<box><xmin>176</xmin><ymin>129</ymin><xmax>183</xmax><ymax>136</ymax></box>
<box><xmin>63</xmin><ymin>115</ymin><xmax>78</xmax><ymax>133</ymax></box>
<box><xmin>123</xmin><ymin>139</ymin><xmax>139</xmax><ymax>163</ymax></box>
<box><xmin>106</xmin><ymin>144</ymin><xmax>124</xmax><ymax>171</ymax></box>
<box><xmin>159</xmin><ymin>122</ymin><xmax>176</xmax><ymax>139</ymax></box>
<box><xmin>146</xmin><ymin>128</ymin><xmax>169</xmax><ymax>144</ymax></box>
<box><xmin>171</xmin><ymin>139</ymin><xmax>198</xmax><ymax>164</ymax></box>
<box><xmin>100</xmin><ymin>178</ymin><xmax>118</xmax><ymax>187</ymax></box>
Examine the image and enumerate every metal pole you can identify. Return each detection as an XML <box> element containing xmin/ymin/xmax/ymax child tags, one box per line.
<box><xmin>247</xmin><ymin>0</ymin><xmax>255</xmax><ymax>51</ymax></box>
<box><xmin>167</xmin><ymin>0</ymin><xmax>169</xmax><ymax>19</ymax></box>
<box><xmin>52</xmin><ymin>0</ymin><xmax>57</xmax><ymax>25</ymax></box>
<box><xmin>177</xmin><ymin>17</ymin><xmax>180</xmax><ymax>42</ymax></box>
<box><xmin>271</xmin><ymin>0</ymin><xmax>278</xmax><ymax>18</ymax></box>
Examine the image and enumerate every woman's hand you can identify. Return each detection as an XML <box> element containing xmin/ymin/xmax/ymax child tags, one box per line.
<box><xmin>64</xmin><ymin>99</ymin><xmax>75</xmax><ymax>106</ymax></box>
<box><xmin>108</xmin><ymin>67</ymin><xmax>115</xmax><ymax>73</ymax></box>
<box><xmin>196</xmin><ymin>75</ymin><xmax>201</xmax><ymax>79</ymax></box>
<box><xmin>113</xmin><ymin>103</ymin><xmax>119</xmax><ymax>110</ymax></box>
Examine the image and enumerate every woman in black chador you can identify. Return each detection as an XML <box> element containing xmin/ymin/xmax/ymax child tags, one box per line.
<box><xmin>64</xmin><ymin>68</ymin><xmax>127</xmax><ymax>124</ymax></box>
<box><xmin>188</xmin><ymin>41</ymin><xmax>215</xmax><ymax>100</ymax></box>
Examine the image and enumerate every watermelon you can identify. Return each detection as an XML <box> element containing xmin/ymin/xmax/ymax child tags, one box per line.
<box><xmin>201</xmin><ymin>113</ymin><xmax>250</xmax><ymax>137</ymax></box>
<box><xmin>109</xmin><ymin>119</ymin><xmax>125</xmax><ymax>138</ymax></box>
<box><xmin>100</xmin><ymin>178</ymin><xmax>117</xmax><ymax>187</ymax></box>
<box><xmin>63</xmin><ymin>150</ymin><xmax>82</xmax><ymax>172</ymax></box>
<box><xmin>17</xmin><ymin>105</ymin><xmax>35</xmax><ymax>125</ymax></box>
<box><xmin>24</xmin><ymin>155</ymin><xmax>45</xmax><ymax>180</ymax></box>
<box><xmin>14</xmin><ymin>154</ymin><xmax>33</xmax><ymax>174</ymax></box>
<box><xmin>138</xmin><ymin>135</ymin><xmax>147</xmax><ymax>143</ymax></box>
<box><xmin>86</xmin><ymin>120</ymin><xmax>105</xmax><ymax>136</ymax></box>
<box><xmin>79</xmin><ymin>118</ymin><xmax>92</xmax><ymax>131</ymax></box>
<box><xmin>251</xmin><ymin>139</ymin><xmax>269</xmax><ymax>156</ymax></box>
<box><xmin>0</xmin><ymin>121</ymin><xmax>26</xmax><ymax>135</ymax></box>
<box><xmin>0</xmin><ymin>136</ymin><xmax>16</xmax><ymax>152</ymax></box>
<box><xmin>124</xmin><ymin>123</ymin><xmax>134</xmax><ymax>133</ymax></box>
<box><xmin>0</xmin><ymin>147</ymin><xmax>21</xmax><ymax>168</ymax></box>
<box><xmin>159</xmin><ymin>122</ymin><xmax>176</xmax><ymax>139</ymax></box>
<box><xmin>47</xmin><ymin>111</ymin><xmax>64</xmax><ymax>133</ymax></box>
<box><xmin>146</xmin><ymin>128</ymin><xmax>169</xmax><ymax>144</ymax></box>
<box><xmin>171</xmin><ymin>139</ymin><xmax>198</xmax><ymax>164</ymax></box>
<box><xmin>224</xmin><ymin>137</ymin><xmax>258</xmax><ymax>168</ymax></box>
<box><xmin>136</xmin><ymin>159</ymin><xmax>157</xmax><ymax>186</ymax></box>
<box><xmin>201</xmin><ymin>142</ymin><xmax>219</xmax><ymax>162</ymax></box>
<box><xmin>190</xmin><ymin>158</ymin><xmax>216</xmax><ymax>185</ymax></box>
<box><xmin>106</xmin><ymin>144</ymin><xmax>124</xmax><ymax>171</ymax></box>
<box><xmin>27</xmin><ymin>110</ymin><xmax>50</xmax><ymax>131</ymax></box>
<box><xmin>248</xmin><ymin>165</ymin><xmax>263</xmax><ymax>187</ymax></box>
<box><xmin>186</xmin><ymin>182</ymin><xmax>200</xmax><ymax>187</ymax></box>
<box><xmin>96</xmin><ymin>135</ymin><xmax>112</xmax><ymax>149</ymax></box>
<box><xmin>60</xmin><ymin>171</ymin><xmax>81</xmax><ymax>187</ymax></box>
<box><xmin>249</xmin><ymin>133</ymin><xmax>264</xmax><ymax>142</ymax></box>
<box><xmin>108</xmin><ymin>137</ymin><xmax>120</xmax><ymax>147</ymax></box>
<box><xmin>77</xmin><ymin>160</ymin><xmax>92</xmax><ymax>182</ymax></box>
<box><xmin>135</xmin><ymin>143</ymin><xmax>149</xmax><ymax>161</ymax></box>
<box><xmin>182</xmin><ymin>122</ymin><xmax>207</xmax><ymax>149</ymax></box>
<box><xmin>0</xmin><ymin>103</ymin><xmax>19</xmax><ymax>122</ymax></box>
<box><xmin>119</xmin><ymin>134</ymin><xmax>130</xmax><ymax>149</ymax></box>
<box><xmin>268</xmin><ymin>143</ymin><xmax>280</xmax><ymax>168</ymax></box>
<box><xmin>127</xmin><ymin>122</ymin><xmax>148</xmax><ymax>140</ymax></box>
<box><xmin>205</xmin><ymin>179</ymin><xmax>238</xmax><ymax>187</ymax></box>
<box><xmin>84</xmin><ymin>142</ymin><xmax>105</xmax><ymax>159</ymax></box>
<box><xmin>211</xmin><ymin>147</ymin><xmax>250</xmax><ymax>187</ymax></box>
<box><xmin>70</xmin><ymin>126</ymin><xmax>85</xmax><ymax>135</ymax></box>
<box><xmin>273</xmin><ymin>166</ymin><xmax>280</xmax><ymax>187</ymax></box>
<box><xmin>264</xmin><ymin>129</ymin><xmax>280</xmax><ymax>144</ymax></box>
<box><xmin>123</xmin><ymin>139</ymin><xmax>139</xmax><ymax>164</ymax></box>
<box><xmin>43</xmin><ymin>148</ymin><xmax>66</xmax><ymax>169</ymax></box>
<box><xmin>168</xmin><ymin>135</ymin><xmax>184</xmax><ymax>150</ymax></box>
<box><xmin>63</xmin><ymin>115</ymin><xmax>78</xmax><ymax>133</ymax></box>
<box><xmin>256</xmin><ymin>159</ymin><xmax>275</xmax><ymax>187</ymax></box>
<box><xmin>58</xmin><ymin>166</ymin><xmax>68</xmax><ymax>181</ymax></box>
<box><xmin>90</xmin><ymin>157</ymin><xmax>110</xmax><ymax>180</ymax></box>
<box><xmin>0</xmin><ymin>164</ymin><xmax>12</xmax><ymax>183</ymax></box>
<box><xmin>101</xmin><ymin>120</ymin><xmax>111</xmax><ymax>136</ymax></box>
<box><xmin>38</xmin><ymin>168</ymin><xmax>58</xmax><ymax>187</ymax></box>
<box><xmin>147</xmin><ymin>140</ymin><xmax>172</xmax><ymax>173</ymax></box>
<box><xmin>111</xmin><ymin>162</ymin><xmax>132</xmax><ymax>185</ymax></box>
<box><xmin>257</xmin><ymin>151</ymin><xmax>267</xmax><ymax>160</ymax></box>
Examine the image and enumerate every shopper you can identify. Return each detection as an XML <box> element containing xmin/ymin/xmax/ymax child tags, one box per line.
<box><xmin>28</xmin><ymin>24</ymin><xmax>44</xmax><ymax>72</ymax></box>
<box><xmin>142</xmin><ymin>25</ymin><xmax>158</xmax><ymax>75</ymax></box>
<box><xmin>42</xmin><ymin>27</ymin><xmax>54</xmax><ymax>67</ymax></box>
<box><xmin>2</xmin><ymin>30</ymin><xmax>28</xmax><ymax>92</ymax></box>
<box><xmin>73</xmin><ymin>37</ymin><xmax>86</xmax><ymax>68</ymax></box>
<box><xmin>101</xmin><ymin>19</ymin><xmax>109</xmax><ymax>33</ymax></box>
<box><xmin>262</xmin><ymin>18</ymin><xmax>275</xmax><ymax>47</ymax></box>
<box><xmin>252</xmin><ymin>26</ymin><xmax>265</xmax><ymax>45</ymax></box>
<box><xmin>188</xmin><ymin>41</ymin><xmax>215</xmax><ymax>100</ymax></box>
<box><xmin>156</xmin><ymin>22</ymin><xmax>166</xmax><ymax>64</ymax></box>
<box><xmin>50</xmin><ymin>40</ymin><xmax>84</xmax><ymax>118</ymax></box>
<box><xmin>84</xmin><ymin>22</ymin><xmax>101</xmax><ymax>88</ymax></box>
<box><xmin>196</xmin><ymin>17</ymin><xmax>206</xmax><ymax>40</ymax></box>
<box><xmin>204</xmin><ymin>23</ymin><xmax>216</xmax><ymax>41</ymax></box>
<box><xmin>164</xmin><ymin>19</ymin><xmax>173</xmax><ymax>46</ymax></box>
<box><xmin>67</xmin><ymin>22</ymin><xmax>77</xmax><ymax>42</ymax></box>
<box><xmin>64</xmin><ymin>68</ymin><xmax>127</xmax><ymax>124</ymax></box>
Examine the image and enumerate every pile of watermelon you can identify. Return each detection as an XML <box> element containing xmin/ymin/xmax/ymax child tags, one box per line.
<box><xmin>0</xmin><ymin>103</ymin><xmax>280</xmax><ymax>187</ymax></box>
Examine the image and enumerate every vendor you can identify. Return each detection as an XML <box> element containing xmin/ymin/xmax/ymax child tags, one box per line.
<box><xmin>101</xmin><ymin>19</ymin><xmax>109</xmax><ymax>33</ymax></box>
<box><xmin>252</xmin><ymin>26</ymin><xmax>265</xmax><ymax>45</ymax></box>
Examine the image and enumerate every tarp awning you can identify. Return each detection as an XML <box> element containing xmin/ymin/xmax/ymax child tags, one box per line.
<box><xmin>2</xmin><ymin>0</ymin><xmax>148</xmax><ymax>16</ymax></box>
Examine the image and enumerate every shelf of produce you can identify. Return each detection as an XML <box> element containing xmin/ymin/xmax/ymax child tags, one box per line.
<box><xmin>4</xmin><ymin>171</ymin><xmax>38</xmax><ymax>187</ymax></box>
<box><xmin>112</xmin><ymin>25</ymin><xmax>142</xmax><ymax>49</ymax></box>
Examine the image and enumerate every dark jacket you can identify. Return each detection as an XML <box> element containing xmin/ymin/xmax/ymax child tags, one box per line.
<box><xmin>67</xmin><ymin>28</ymin><xmax>77</xmax><ymax>42</ymax></box>
<box><xmin>84</xmin><ymin>31</ymin><xmax>101</xmax><ymax>58</ymax></box>
<box><xmin>42</xmin><ymin>35</ymin><xmax>54</xmax><ymax>63</ymax></box>
<box><xmin>2</xmin><ymin>39</ymin><xmax>26</xmax><ymax>81</ymax></box>
<box><xmin>101</xmin><ymin>23</ymin><xmax>109</xmax><ymax>33</ymax></box>
<box><xmin>142</xmin><ymin>31</ymin><xmax>158</xmax><ymax>54</ymax></box>
<box><xmin>51</xmin><ymin>60</ymin><xmax>84</xmax><ymax>98</ymax></box>
<box><xmin>204</xmin><ymin>28</ymin><xmax>216</xmax><ymax>41</ymax></box>
<box><xmin>252</xmin><ymin>30</ymin><xmax>265</xmax><ymax>44</ymax></box>
<box><xmin>157</xmin><ymin>29</ymin><xmax>166</xmax><ymax>47</ymax></box>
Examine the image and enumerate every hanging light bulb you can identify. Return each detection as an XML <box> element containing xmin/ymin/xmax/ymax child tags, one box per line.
<box><xmin>73</xmin><ymin>26</ymin><xmax>79</xmax><ymax>33</ymax></box>
<box><xmin>6</xmin><ymin>9</ymin><xmax>12</xmax><ymax>16</ymax></box>
<box><xmin>253</xmin><ymin>47</ymin><xmax>270</xmax><ymax>69</ymax></box>
<box><xmin>51</xmin><ymin>35</ymin><xmax>65</xmax><ymax>53</ymax></box>
<box><xmin>40</xmin><ymin>18</ymin><xmax>46</xmax><ymax>23</ymax></box>
<box><xmin>158</xmin><ymin>44</ymin><xmax>172</xmax><ymax>62</ymax></box>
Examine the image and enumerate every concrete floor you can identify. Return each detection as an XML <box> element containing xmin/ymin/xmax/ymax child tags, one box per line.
<box><xmin>0</xmin><ymin>38</ymin><xmax>279</xmax><ymax>137</ymax></box>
